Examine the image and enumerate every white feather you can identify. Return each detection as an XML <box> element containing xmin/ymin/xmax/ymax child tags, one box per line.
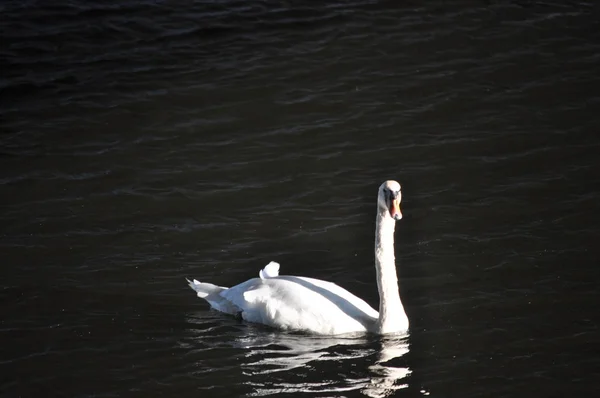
<box><xmin>259</xmin><ymin>261</ymin><xmax>280</xmax><ymax>279</ymax></box>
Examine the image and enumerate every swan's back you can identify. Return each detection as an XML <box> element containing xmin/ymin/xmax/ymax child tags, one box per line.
<box><xmin>220</xmin><ymin>275</ymin><xmax>379</xmax><ymax>335</ymax></box>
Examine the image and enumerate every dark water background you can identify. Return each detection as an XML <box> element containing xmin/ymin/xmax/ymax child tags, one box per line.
<box><xmin>2</xmin><ymin>1</ymin><xmax>600</xmax><ymax>396</ymax></box>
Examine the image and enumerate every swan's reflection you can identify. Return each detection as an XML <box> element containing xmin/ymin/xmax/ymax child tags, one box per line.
<box><xmin>236</xmin><ymin>331</ymin><xmax>370</xmax><ymax>374</ymax></box>
<box><xmin>236</xmin><ymin>328</ymin><xmax>410</xmax><ymax>397</ymax></box>
<box><xmin>184</xmin><ymin>312</ymin><xmax>410</xmax><ymax>397</ymax></box>
<box><xmin>362</xmin><ymin>335</ymin><xmax>411</xmax><ymax>398</ymax></box>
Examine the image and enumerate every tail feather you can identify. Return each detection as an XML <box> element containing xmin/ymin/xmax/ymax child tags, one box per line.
<box><xmin>186</xmin><ymin>278</ymin><xmax>226</xmax><ymax>298</ymax></box>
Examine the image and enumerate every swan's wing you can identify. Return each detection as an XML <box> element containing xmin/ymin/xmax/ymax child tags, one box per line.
<box><xmin>219</xmin><ymin>276</ymin><xmax>378</xmax><ymax>335</ymax></box>
<box><xmin>287</xmin><ymin>276</ymin><xmax>379</xmax><ymax>320</ymax></box>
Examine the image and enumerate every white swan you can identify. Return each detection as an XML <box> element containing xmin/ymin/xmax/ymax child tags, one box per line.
<box><xmin>186</xmin><ymin>180</ymin><xmax>408</xmax><ymax>335</ymax></box>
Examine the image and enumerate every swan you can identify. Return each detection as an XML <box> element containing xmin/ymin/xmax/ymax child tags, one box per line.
<box><xmin>186</xmin><ymin>180</ymin><xmax>408</xmax><ymax>335</ymax></box>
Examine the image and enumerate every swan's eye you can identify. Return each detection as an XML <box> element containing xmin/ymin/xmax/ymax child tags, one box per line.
<box><xmin>386</xmin><ymin>189</ymin><xmax>400</xmax><ymax>200</ymax></box>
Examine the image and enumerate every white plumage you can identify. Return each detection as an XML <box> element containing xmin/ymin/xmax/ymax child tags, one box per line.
<box><xmin>186</xmin><ymin>180</ymin><xmax>409</xmax><ymax>335</ymax></box>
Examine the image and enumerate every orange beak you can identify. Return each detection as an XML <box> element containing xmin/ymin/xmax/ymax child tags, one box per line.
<box><xmin>390</xmin><ymin>198</ymin><xmax>402</xmax><ymax>220</ymax></box>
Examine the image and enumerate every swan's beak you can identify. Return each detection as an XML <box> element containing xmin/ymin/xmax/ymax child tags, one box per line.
<box><xmin>390</xmin><ymin>199</ymin><xmax>402</xmax><ymax>220</ymax></box>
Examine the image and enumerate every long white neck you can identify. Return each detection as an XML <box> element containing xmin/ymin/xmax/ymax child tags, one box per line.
<box><xmin>374</xmin><ymin>211</ymin><xmax>408</xmax><ymax>334</ymax></box>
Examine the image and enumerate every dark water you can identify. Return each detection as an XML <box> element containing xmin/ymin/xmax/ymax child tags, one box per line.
<box><xmin>2</xmin><ymin>1</ymin><xmax>600</xmax><ymax>396</ymax></box>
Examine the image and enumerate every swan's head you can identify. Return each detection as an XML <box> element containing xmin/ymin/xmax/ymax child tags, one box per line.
<box><xmin>378</xmin><ymin>180</ymin><xmax>402</xmax><ymax>220</ymax></box>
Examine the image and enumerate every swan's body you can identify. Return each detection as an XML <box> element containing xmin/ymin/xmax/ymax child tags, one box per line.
<box><xmin>187</xmin><ymin>180</ymin><xmax>408</xmax><ymax>335</ymax></box>
<box><xmin>188</xmin><ymin>262</ymin><xmax>380</xmax><ymax>335</ymax></box>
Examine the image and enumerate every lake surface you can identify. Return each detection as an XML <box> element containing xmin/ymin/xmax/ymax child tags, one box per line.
<box><xmin>2</xmin><ymin>1</ymin><xmax>599</xmax><ymax>396</ymax></box>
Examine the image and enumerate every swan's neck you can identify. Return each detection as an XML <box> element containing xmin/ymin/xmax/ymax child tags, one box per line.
<box><xmin>375</xmin><ymin>212</ymin><xmax>407</xmax><ymax>334</ymax></box>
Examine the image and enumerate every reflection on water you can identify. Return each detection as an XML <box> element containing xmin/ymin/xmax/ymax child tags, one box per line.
<box><xmin>239</xmin><ymin>333</ymin><xmax>368</xmax><ymax>374</ymax></box>
<box><xmin>241</xmin><ymin>332</ymin><xmax>410</xmax><ymax>397</ymax></box>
<box><xmin>186</xmin><ymin>312</ymin><xmax>410</xmax><ymax>397</ymax></box>
<box><xmin>363</xmin><ymin>335</ymin><xmax>411</xmax><ymax>398</ymax></box>
<box><xmin>240</xmin><ymin>332</ymin><xmax>410</xmax><ymax>397</ymax></box>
